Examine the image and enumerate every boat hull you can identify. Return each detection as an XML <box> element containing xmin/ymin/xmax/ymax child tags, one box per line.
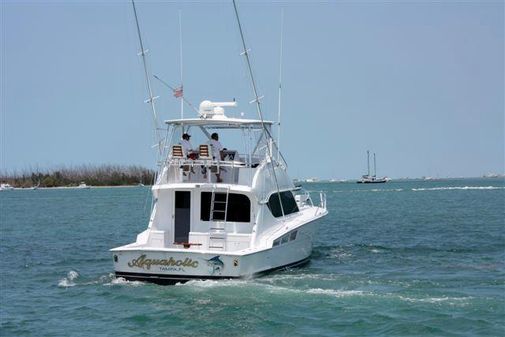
<box><xmin>111</xmin><ymin>218</ymin><xmax>319</xmax><ymax>284</ymax></box>
<box><xmin>357</xmin><ymin>180</ymin><xmax>387</xmax><ymax>184</ymax></box>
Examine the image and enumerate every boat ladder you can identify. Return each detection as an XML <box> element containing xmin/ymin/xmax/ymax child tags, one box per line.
<box><xmin>208</xmin><ymin>187</ymin><xmax>230</xmax><ymax>250</ymax></box>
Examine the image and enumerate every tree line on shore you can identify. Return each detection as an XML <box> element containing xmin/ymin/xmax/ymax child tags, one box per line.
<box><xmin>0</xmin><ymin>165</ymin><xmax>156</xmax><ymax>188</ymax></box>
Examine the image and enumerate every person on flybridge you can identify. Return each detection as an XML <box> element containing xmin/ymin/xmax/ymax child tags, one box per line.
<box><xmin>180</xmin><ymin>133</ymin><xmax>196</xmax><ymax>175</ymax></box>
<box><xmin>180</xmin><ymin>133</ymin><xmax>197</xmax><ymax>159</ymax></box>
<box><xmin>210</xmin><ymin>133</ymin><xmax>224</xmax><ymax>160</ymax></box>
<box><xmin>209</xmin><ymin>132</ymin><xmax>224</xmax><ymax>183</ymax></box>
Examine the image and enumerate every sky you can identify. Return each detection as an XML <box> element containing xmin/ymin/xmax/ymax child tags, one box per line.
<box><xmin>1</xmin><ymin>0</ymin><xmax>504</xmax><ymax>179</ymax></box>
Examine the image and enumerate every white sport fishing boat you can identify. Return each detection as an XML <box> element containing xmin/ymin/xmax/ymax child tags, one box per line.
<box><xmin>110</xmin><ymin>1</ymin><xmax>328</xmax><ymax>284</ymax></box>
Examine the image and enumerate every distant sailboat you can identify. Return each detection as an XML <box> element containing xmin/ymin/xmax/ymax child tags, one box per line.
<box><xmin>357</xmin><ymin>151</ymin><xmax>388</xmax><ymax>184</ymax></box>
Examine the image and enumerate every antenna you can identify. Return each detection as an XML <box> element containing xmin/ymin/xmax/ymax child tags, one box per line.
<box><xmin>131</xmin><ymin>0</ymin><xmax>162</xmax><ymax>155</ymax></box>
<box><xmin>277</xmin><ymin>8</ymin><xmax>284</xmax><ymax>160</ymax></box>
<box><xmin>178</xmin><ymin>9</ymin><xmax>184</xmax><ymax>119</ymax></box>
<box><xmin>232</xmin><ymin>0</ymin><xmax>285</xmax><ymax>217</ymax></box>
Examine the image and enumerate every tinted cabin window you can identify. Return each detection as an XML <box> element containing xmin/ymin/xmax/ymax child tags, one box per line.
<box><xmin>267</xmin><ymin>191</ymin><xmax>299</xmax><ymax>218</ymax></box>
<box><xmin>201</xmin><ymin>192</ymin><xmax>251</xmax><ymax>222</ymax></box>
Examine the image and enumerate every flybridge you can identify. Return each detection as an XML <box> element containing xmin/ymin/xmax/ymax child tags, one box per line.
<box><xmin>157</xmin><ymin>99</ymin><xmax>280</xmax><ymax>186</ymax></box>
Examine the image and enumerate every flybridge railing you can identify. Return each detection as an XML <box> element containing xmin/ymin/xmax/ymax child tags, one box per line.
<box><xmin>165</xmin><ymin>153</ymin><xmax>263</xmax><ymax>169</ymax></box>
<box><xmin>157</xmin><ymin>153</ymin><xmax>263</xmax><ymax>185</ymax></box>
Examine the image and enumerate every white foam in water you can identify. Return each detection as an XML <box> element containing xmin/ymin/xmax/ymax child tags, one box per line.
<box><xmin>104</xmin><ymin>277</ymin><xmax>144</xmax><ymax>287</ymax></box>
<box><xmin>196</xmin><ymin>299</ymin><xmax>212</xmax><ymax>305</ymax></box>
<box><xmin>397</xmin><ymin>295</ymin><xmax>472</xmax><ymax>305</ymax></box>
<box><xmin>412</xmin><ymin>186</ymin><xmax>503</xmax><ymax>191</ymax></box>
<box><xmin>262</xmin><ymin>273</ymin><xmax>337</xmax><ymax>282</ymax></box>
<box><xmin>333</xmin><ymin>188</ymin><xmax>404</xmax><ymax>193</ymax></box>
<box><xmin>306</xmin><ymin>288</ymin><xmax>365</xmax><ymax>297</ymax></box>
<box><xmin>178</xmin><ymin>278</ymin><xmax>247</xmax><ymax>288</ymax></box>
<box><xmin>58</xmin><ymin>270</ymin><xmax>79</xmax><ymax>288</ymax></box>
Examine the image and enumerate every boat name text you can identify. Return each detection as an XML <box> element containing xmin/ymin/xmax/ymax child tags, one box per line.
<box><xmin>128</xmin><ymin>254</ymin><xmax>199</xmax><ymax>270</ymax></box>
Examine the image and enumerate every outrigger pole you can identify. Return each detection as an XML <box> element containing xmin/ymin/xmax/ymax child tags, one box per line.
<box><xmin>131</xmin><ymin>0</ymin><xmax>162</xmax><ymax>156</ymax></box>
<box><xmin>178</xmin><ymin>9</ymin><xmax>184</xmax><ymax>119</ymax></box>
<box><xmin>232</xmin><ymin>0</ymin><xmax>285</xmax><ymax>217</ymax></box>
<box><xmin>277</xmin><ymin>9</ymin><xmax>284</xmax><ymax>161</ymax></box>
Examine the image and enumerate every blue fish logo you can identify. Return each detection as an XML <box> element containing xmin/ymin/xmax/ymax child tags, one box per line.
<box><xmin>206</xmin><ymin>256</ymin><xmax>224</xmax><ymax>275</ymax></box>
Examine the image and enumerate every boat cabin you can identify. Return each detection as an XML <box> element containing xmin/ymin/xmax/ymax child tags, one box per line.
<box><xmin>135</xmin><ymin>101</ymin><xmax>315</xmax><ymax>252</ymax></box>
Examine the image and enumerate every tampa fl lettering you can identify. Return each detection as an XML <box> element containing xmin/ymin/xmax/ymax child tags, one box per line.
<box><xmin>128</xmin><ymin>254</ymin><xmax>199</xmax><ymax>270</ymax></box>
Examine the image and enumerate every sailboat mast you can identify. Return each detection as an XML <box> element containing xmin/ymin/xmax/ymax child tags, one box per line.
<box><xmin>367</xmin><ymin>150</ymin><xmax>370</xmax><ymax>177</ymax></box>
<box><xmin>373</xmin><ymin>152</ymin><xmax>377</xmax><ymax>177</ymax></box>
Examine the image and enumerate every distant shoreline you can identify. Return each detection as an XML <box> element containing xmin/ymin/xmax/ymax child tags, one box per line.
<box><xmin>4</xmin><ymin>185</ymin><xmax>149</xmax><ymax>190</ymax></box>
<box><xmin>0</xmin><ymin>164</ymin><xmax>155</xmax><ymax>189</ymax></box>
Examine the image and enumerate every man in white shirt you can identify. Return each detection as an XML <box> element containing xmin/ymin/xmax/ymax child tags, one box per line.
<box><xmin>180</xmin><ymin>133</ymin><xmax>193</xmax><ymax>157</ymax></box>
<box><xmin>209</xmin><ymin>133</ymin><xmax>224</xmax><ymax>160</ymax></box>
<box><xmin>209</xmin><ymin>132</ymin><xmax>224</xmax><ymax>182</ymax></box>
<box><xmin>180</xmin><ymin>133</ymin><xmax>195</xmax><ymax>176</ymax></box>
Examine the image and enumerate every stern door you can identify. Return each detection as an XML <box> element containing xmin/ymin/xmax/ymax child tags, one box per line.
<box><xmin>174</xmin><ymin>191</ymin><xmax>191</xmax><ymax>243</ymax></box>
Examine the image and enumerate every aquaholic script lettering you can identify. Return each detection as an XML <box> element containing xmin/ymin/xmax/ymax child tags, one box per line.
<box><xmin>128</xmin><ymin>254</ymin><xmax>199</xmax><ymax>270</ymax></box>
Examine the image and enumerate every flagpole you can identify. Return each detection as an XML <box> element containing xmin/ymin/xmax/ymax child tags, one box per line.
<box><xmin>153</xmin><ymin>75</ymin><xmax>198</xmax><ymax>114</ymax></box>
<box><xmin>178</xmin><ymin>9</ymin><xmax>184</xmax><ymax>119</ymax></box>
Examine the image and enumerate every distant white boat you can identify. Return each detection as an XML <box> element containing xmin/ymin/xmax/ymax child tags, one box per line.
<box><xmin>77</xmin><ymin>182</ymin><xmax>90</xmax><ymax>189</ymax></box>
<box><xmin>0</xmin><ymin>183</ymin><xmax>14</xmax><ymax>191</ymax></box>
<box><xmin>357</xmin><ymin>151</ymin><xmax>388</xmax><ymax>184</ymax></box>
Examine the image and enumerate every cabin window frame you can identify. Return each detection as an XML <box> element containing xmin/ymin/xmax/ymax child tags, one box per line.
<box><xmin>272</xmin><ymin>230</ymin><xmax>298</xmax><ymax>248</ymax></box>
<box><xmin>200</xmin><ymin>192</ymin><xmax>251</xmax><ymax>223</ymax></box>
<box><xmin>266</xmin><ymin>190</ymin><xmax>299</xmax><ymax>218</ymax></box>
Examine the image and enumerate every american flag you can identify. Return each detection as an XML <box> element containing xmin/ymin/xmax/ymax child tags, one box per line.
<box><xmin>173</xmin><ymin>85</ymin><xmax>183</xmax><ymax>98</ymax></box>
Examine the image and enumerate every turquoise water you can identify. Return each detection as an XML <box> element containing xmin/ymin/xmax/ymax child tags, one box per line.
<box><xmin>1</xmin><ymin>178</ymin><xmax>504</xmax><ymax>336</ymax></box>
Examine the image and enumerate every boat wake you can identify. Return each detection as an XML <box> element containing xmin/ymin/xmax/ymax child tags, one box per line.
<box><xmin>412</xmin><ymin>186</ymin><xmax>504</xmax><ymax>191</ymax></box>
<box><xmin>58</xmin><ymin>271</ymin><xmax>145</xmax><ymax>287</ymax></box>
<box><xmin>177</xmin><ymin>277</ymin><xmax>472</xmax><ymax>306</ymax></box>
<box><xmin>58</xmin><ymin>270</ymin><xmax>80</xmax><ymax>287</ymax></box>
<box><xmin>332</xmin><ymin>188</ymin><xmax>403</xmax><ymax>193</ymax></box>
<box><xmin>55</xmin><ymin>268</ymin><xmax>473</xmax><ymax>308</ymax></box>
<box><xmin>313</xmin><ymin>243</ymin><xmax>499</xmax><ymax>256</ymax></box>
<box><xmin>104</xmin><ymin>277</ymin><xmax>144</xmax><ymax>287</ymax></box>
<box><xmin>331</xmin><ymin>186</ymin><xmax>503</xmax><ymax>193</ymax></box>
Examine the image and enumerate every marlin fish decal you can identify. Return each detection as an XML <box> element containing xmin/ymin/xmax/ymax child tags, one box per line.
<box><xmin>206</xmin><ymin>256</ymin><xmax>224</xmax><ymax>275</ymax></box>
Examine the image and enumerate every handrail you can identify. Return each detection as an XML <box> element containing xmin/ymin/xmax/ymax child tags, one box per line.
<box><xmin>294</xmin><ymin>189</ymin><xmax>327</xmax><ymax>215</ymax></box>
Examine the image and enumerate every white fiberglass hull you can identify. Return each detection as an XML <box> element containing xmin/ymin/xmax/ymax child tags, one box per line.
<box><xmin>111</xmin><ymin>219</ymin><xmax>319</xmax><ymax>284</ymax></box>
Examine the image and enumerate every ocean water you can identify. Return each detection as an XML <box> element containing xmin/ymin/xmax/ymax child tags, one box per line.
<box><xmin>1</xmin><ymin>178</ymin><xmax>504</xmax><ymax>336</ymax></box>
